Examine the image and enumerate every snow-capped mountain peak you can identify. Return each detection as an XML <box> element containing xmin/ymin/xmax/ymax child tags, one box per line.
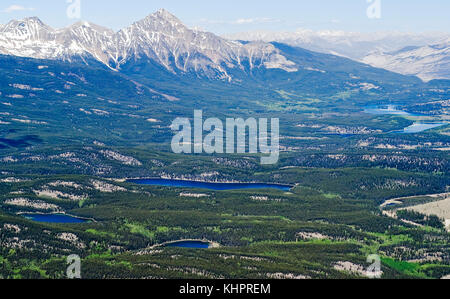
<box><xmin>1</xmin><ymin>17</ymin><xmax>53</xmax><ymax>40</ymax></box>
<box><xmin>65</xmin><ymin>20</ymin><xmax>112</xmax><ymax>34</ymax></box>
<box><xmin>0</xmin><ymin>17</ymin><xmax>57</xmax><ymax>58</ymax></box>
<box><xmin>152</xmin><ymin>8</ymin><xmax>183</xmax><ymax>24</ymax></box>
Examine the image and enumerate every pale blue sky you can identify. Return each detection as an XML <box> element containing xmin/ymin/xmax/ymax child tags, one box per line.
<box><xmin>1</xmin><ymin>0</ymin><xmax>449</xmax><ymax>34</ymax></box>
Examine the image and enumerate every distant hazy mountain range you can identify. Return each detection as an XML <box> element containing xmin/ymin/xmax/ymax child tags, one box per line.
<box><xmin>226</xmin><ymin>30</ymin><xmax>450</xmax><ymax>81</ymax></box>
<box><xmin>362</xmin><ymin>40</ymin><xmax>450</xmax><ymax>82</ymax></box>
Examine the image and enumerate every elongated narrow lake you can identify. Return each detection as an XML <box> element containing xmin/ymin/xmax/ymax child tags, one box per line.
<box><xmin>128</xmin><ymin>178</ymin><xmax>291</xmax><ymax>191</ymax></box>
<box><xmin>396</xmin><ymin>123</ymin><xmax>447</xmax><ymax>134</ymax></box>
<box><xmin>363</xmin><ymin>105</ymin><xmax>422</xmax><ymax>117</ymax></box>
<box><xmin>364</xmin><ymin>105</ymin><xmax>448</xmax><ymax>133</ymax></box>
<box><xmin>22</xmin><ymin>213</ymin><xmax>88</xmax><ymax>223</ymax></box>
<box><xmin>165</xmin><ymin>241</ymin><xmax>210</xmax><ymax>249</ymax></box>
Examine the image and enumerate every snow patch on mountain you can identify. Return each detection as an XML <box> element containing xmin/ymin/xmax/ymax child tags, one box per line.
<box><xmin>362</xmin><ymin>41</ymin><xmax>450</xmax><ymax>81</ymax></box>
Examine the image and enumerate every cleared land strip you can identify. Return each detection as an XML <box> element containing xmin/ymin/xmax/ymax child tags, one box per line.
<box><xmin>381</xmin><ymin>193</ymin><xmax>450</xmax><ymax>231</ymax></box>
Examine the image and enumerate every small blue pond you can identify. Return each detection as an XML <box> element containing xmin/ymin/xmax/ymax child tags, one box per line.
<box><xmin>128</xmin><ymin>178</ymin><xmax>291</xmax><ymax>191</ymax></box>
<box><xmin>22</xmin><ymin>213</ymin><xmax>88</xmax><ymax>223</ymax></box>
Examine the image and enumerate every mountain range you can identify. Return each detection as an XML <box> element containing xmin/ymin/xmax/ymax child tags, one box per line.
<box><xmin>0</xmin><ymin>9</ymin><xmax>298</xmax><ymax>81</ymax></box>
<box><xmin>362</xmin><ymin>40</ymin><xmax>450</xmax><ymax>82</ymax></box>
<box><xmin>226</xmin><ymin>30</ymin><xmax>450</xmax><ymax>81</ymax></box>
<box><xmin>2</xmin><ymin>9</ymin><xmax>447</xmax><ymax>83</ymax></box>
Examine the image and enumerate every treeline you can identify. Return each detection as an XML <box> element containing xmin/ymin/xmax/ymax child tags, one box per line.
<box><xmin>396</xmin><ymin>210</ymin><xmax>445</xmax><ymax>230</ymax></box>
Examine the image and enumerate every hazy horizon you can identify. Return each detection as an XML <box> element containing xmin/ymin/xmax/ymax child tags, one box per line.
<box><xmin>1</xmin><ymin>0</ymin><xmax>449</xmax><ymax>35</ymax></box>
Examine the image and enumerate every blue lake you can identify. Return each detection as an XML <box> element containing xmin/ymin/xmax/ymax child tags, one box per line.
<box><xmin>363</xmin><ymin>105</ymin><xmax>422</xmax><ymax>117</ymax></box>
<box><xmin>364</xmin><ymin>105</ymin><xmax>448</xmax><ymax>133</ymax></box>
<box><xmin>128</xmin><ymin>178</ymin><xmax>291</xmax><ymax>191</ymax></box>
<box><xmin>22</xmin><ymin>213</ymin><xmax>88</xmax><ymax>223</ymax></box>
<box><xmin>165</xmin><ymin>241</ymin><xmax>210</xmax><ymax>249</ymax></box>
<box><xmin>396</xmin><ymin>123</ymin><xmax>447</xmax><ymax>134</ymax></box>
